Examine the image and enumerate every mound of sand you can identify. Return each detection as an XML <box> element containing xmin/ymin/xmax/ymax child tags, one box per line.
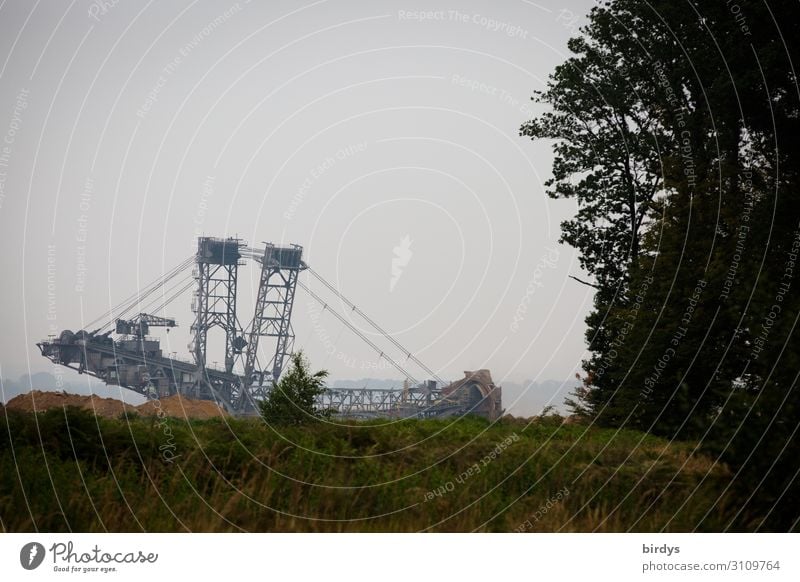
<box><xmin>5</xmin><ymin>390</ymin><xmax>228</xmax><ymax>419</ymax></box>
<box><xmin>135</xmin><ymin>394</ymin><xmax>229</xmax><ymax>420</ymax></box>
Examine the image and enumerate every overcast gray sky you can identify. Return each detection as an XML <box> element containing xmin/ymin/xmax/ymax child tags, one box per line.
<box><xmin>0</xmin><ymin>0</ymin><xmax>597</xmax><ymax>391</ymax></box>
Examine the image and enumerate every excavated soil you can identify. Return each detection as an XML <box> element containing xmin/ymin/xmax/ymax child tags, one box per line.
<box><xmin>4</xmin><ymin>390</ymin><xmax>229</xmax><ymax>419</ymax></box>
<box><xmin>135</xmin><ymin>394</ymin><xmax>229</xmax><ymax>420</ymax></box>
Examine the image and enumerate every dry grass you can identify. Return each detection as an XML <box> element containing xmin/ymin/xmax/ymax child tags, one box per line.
<box><xmin>0</xmin><ymin>406</ymin><xmax>746</xmax><ymax>532</ymax></box>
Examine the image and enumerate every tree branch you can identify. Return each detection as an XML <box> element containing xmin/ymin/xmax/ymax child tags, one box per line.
<box><xmin>569</xmin><ymin>275</ymin><xmax>601</xmax><ymax>290</ymax></box>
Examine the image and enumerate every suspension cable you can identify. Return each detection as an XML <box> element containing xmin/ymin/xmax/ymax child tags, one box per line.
<box><xmin>305</xmin><ymin>266</ymin><xmax>445</xmax><ymax>384</ymax></box>
<box><xmin>86</xmin><ymin>255</ymin><xmax>194</xmax><ymax>331</ymax></box>
<box><xmin>100</xmin><ymin>258</ymin><xmax>193</xmax><ymax>330</ymax></box>
<box><xmin>136</xmin><ymin>273</ymin><xmax>196</xmax><ymax>318</ymax></box>
<box><xmin>89</xmin><ymin>256</ymin><xmax>192</xmax><ymax>328</ymax></box>
<box><xmin>298</xmin><ymin>281</ymin><xmax>419</xmax><ymax>385</ymax></box>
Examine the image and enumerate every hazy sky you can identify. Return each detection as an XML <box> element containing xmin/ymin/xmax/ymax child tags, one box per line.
<box><xmin>0</xmin><ymin>0</ymin><xmax>598</xmax><ymax>389</ymax></box>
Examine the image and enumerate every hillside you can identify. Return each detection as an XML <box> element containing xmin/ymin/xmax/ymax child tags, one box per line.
<box><xmin>0</xmin><ymin>406</ymin><xmax>747</xmax><ymax>532</ymax></box>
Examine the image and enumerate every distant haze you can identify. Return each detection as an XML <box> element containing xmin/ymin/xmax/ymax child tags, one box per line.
<box><xmin>0</xmin><ymin>0</ymin><xmax>596</xmax><ymax>392</ymax></box>
<box><xmin>2</xmin><ymin>370</ymin><xmax>574</xmax><ymax>417</ymax></box>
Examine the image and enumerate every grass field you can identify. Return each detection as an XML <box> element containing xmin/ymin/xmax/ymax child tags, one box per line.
<box><xmin>0</xmin><ymin>406</ymin><xmax>748</xmax><ymax>532</ymax></box>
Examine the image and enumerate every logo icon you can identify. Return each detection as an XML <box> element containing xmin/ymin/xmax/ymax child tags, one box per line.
<box><xmin>20</xmin><ymin>542</ymin><xmax>46</xmax><ymax>570</ymax></box>
<box><xmin>390</xmin><ymin>235</ymin><xmax>413</xmax><ymax>292</ymax></box>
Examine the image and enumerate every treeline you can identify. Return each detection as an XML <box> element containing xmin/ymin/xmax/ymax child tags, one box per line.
<box><xmin>523</xmin><ymin>0</ymin><xmax>799</xmax><ymax>530</ymax></box>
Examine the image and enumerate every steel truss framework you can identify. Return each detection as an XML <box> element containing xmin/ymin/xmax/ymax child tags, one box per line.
<box><xmin>36</xmin><ymin>332</ymin><xmax>242</xmax><ymax>407</ymax></box>
<box><xmin>312</xmin><ymin>385</ymin><xmax>468</xmax><ymax>419</ymax></box>
<box><xmin>244</xmin><ymin>244</ymin><xmax>303</xmax><ymax>404</ymax></box>
<box><xmin>190</xmin><ymin>238</ymin><xmax>244</xmax><ymax>374</ymax></box>
<box><xmin>36</xmin><ymin>235</ymin><xmax>475</xmax><ymax>417</ymax></box>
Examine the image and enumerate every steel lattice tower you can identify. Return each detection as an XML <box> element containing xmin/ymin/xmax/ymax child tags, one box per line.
<box><xmin>190</xmin><ymin>237</ymin><xmax>245</xmax><ymax>374</ymax></box>
<box><xmin>243</xmin><ymin>243</ymin><xmax>304</xmax><ymax>399</ymax></box>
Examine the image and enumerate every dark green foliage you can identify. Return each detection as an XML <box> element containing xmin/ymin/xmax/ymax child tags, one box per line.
<box><xmin>524</xmin><ymin>0</ymin><xmax>800</xmax><ymax>529</ymax></box>
<box><xmin>258</xmin><ymin>351</ymin><xmax>331</xmax><ymax>425</ymax></box>
<box><xmin>0</xmin><ymin>407</ymin><xmax>744</xmax><ymax>532</ymax></box>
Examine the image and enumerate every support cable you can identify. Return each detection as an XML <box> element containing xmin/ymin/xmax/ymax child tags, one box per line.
<box><xmin>143</xmin><ymin>275</ymin><xmax>196</xmax><ymax>317</ymax></box>
<box><xmin>86</xmin><ymin>256</ymin><xmax>193</xmax><ymax>331</ymax></box>
<box><xmin>306</xmin><ymin>267</ymin><xmax>445</xmax><ymax>384</ymax></box>
<box><xmin>298</xmin><ymin>281</ymin><xmax>419</xmax><ymax>385</ymax></box>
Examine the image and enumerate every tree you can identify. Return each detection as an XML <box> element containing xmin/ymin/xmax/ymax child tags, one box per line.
<box><xmin>259</xmin><ymin>351</ymin><xmax>331</xmax><ymax>425</ymax></box>
<box><xmin>523</xmin><ymin>0</ymin><xmax>783</xmax><ymax>429</ymax></box>
<box><xmin>520</xmin><ymin>29</ymin><xmax>667</xmax><ymax>299</ymax></box>
<box><xmin>521</xmin><ymin>0</ymin><xmax>700</xmax><ymax>425</ymax></box>
<box><xmin>526</xmin><ymin>0</ymin><xmax>800</xmax><ymax>529</ymax></box>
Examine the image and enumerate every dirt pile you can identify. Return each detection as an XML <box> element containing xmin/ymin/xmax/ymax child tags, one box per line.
<box><xmin>4</xmin><ymin>390</ymin><xmax>135</xmax><ymax>417</ymax></box>
<box><xmin>136</xmin><ymin>394</ymin><xmax>229</xmax><ymax>420</ymax></box>
<box><xmin>5</xmin><ymin>390</ymin><xmax>228</xmax><ymax>419</ymax></box>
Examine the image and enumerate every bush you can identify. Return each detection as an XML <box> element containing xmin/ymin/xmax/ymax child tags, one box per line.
<box><xmin>258</xmin><ymin>351</ymin><xmax>331</xmax><ymax>425</ymax></box>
